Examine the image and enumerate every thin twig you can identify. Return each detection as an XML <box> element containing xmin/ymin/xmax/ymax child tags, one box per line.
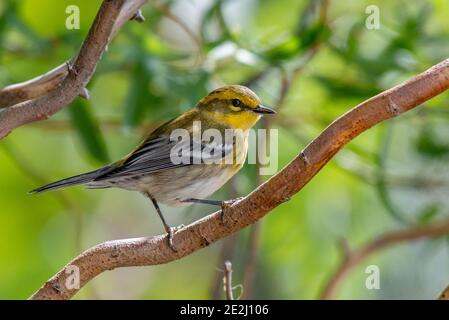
<box><xmin>241</xmin><ymin>20</ymin><xmax>327</xmax><ymax>297</ymax></box>
<box><xmin>241</xmin><ymin>221</ymin><xmax>262</xmax><ymax>299</ymax></box>
<box><xmin>279</xmin><ymin>116</ymin><xmax>449</xmax><ymax>189</ymax></box>
<box><xmin>320</xmin><ymin>217</ymin><xmax>449</xmax><ymax>299</ymax></box>
<box><xmin>27</xmin><ymin>118</ymin><xmax>160</xmax><ymax>135</ymax></box>
<box><xmin>223</xmin><ymin>260</ymin><xmax>234</xmax><ymax>300</ymax></box>
<box><xmin>29</xmin><ymin>58</ymin><xmax>449</xmax><ymax>300</ymax></box>
<box><xmin>210</xmin><ymin>234</ymin><xmax>238</xmax><ymax>299</ymax></box>
<box><xmin>209</xmin><ymin>178</ymin><xmax>242</xmax><ymax>299</ymax></box>
<box><xmin>151</xmin><ymin>1</ymin><xmax>204</xmax><ymax>63</ymax></box>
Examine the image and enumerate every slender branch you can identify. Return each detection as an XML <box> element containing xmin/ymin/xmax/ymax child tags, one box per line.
<box><xmin>241</xmin><ymin>221</ymin><xmax>262</xmax><ymax>299</ymax></box>
<box><xmin>210</xmin><ymin>234</ymin><xmax>238</xmax><ymax>299</ymax></box>
<box><xmin>279</xmin><ymin>117</ymin><xmax>449</xmax><ymax>189</ymax></box>
<box><xmin>30</xmin><ymin>58</ymin><xmax>449</xmax><ymax>300</ymax></box>
<box><xmin>320</xmin><ymin>217</ymin><xmax>449</xmax><ymax>300</ymax></box>
<box><xmin>240</xmin><ymin>70</ymin><xmax>286</xmax><ymax>296</ymax></box>
<box><xmin>0</xmin><ymin>64</ymin><xmax>69</xmax><ymax>109</ymax></box>
<box><xmin>209</xmin><ymin>179</ymin><xmax>241</xmax><ymax>299</ymax></box>
<box><xmin>0</xmin><ymin>0</ymin><xmax>147</xmax><ymax>137</ymax></box>
<box><xmin>223</xmin><ymin>261</ymin><xmax>234</xmax><ymax>300</ymax></box>
<box><xmin>28</xmin><ymin>118</ymin><xmax>160</xmax><ymax>135</ymax></box>
<box><xmin>241</xmin><ymin>31</ymin><xmax>326</xmax><ymax>299</ymax></box>
<box><xmin>151</xmin><ymin>1</ymin><xmax>203</xmax><ymax>54</ymax></box>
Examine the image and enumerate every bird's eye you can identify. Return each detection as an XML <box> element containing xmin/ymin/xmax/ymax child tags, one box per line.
<box><xmin>231</xmin><ymin>99</ymin><xmax>241</xmax><ymax>107</ymax></box>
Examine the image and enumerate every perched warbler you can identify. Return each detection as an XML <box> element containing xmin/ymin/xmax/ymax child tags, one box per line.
<box><xmin>31</xmin><ymin>85</ymin><xmax>275</xmax><ymax>249</ymax></box>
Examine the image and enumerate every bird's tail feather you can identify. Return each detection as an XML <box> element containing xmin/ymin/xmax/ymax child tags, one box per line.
<box><xmin>29</xmin><ymin>165</ymin><xmax>115</xmax><ymax>194</ymax></box>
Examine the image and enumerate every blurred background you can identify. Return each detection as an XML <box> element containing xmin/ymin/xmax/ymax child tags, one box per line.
<box><xmin>1</xmin><ymin>0</ymin><xmax>449</xmax><ymax>299</ymax></box>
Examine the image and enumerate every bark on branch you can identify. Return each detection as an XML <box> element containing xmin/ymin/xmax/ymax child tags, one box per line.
<box><xmin>0</xmin><ymin>0</ymin><xmax>147</xmax><ymax>138</ymax></box>
<box><xmin>29</xmin><ymin>58</ymin><xmax>449</xmax><ymax>299</ymax></box>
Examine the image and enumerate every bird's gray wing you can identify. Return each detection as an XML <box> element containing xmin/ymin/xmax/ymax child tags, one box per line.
<box><xmin>94</xmin><ymin>134</ymin><xmax>233</xmax><ymax>180</ymax></box>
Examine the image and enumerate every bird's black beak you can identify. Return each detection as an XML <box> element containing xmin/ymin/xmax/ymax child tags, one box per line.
<box><xmin>252</xmin><ymin>105</ymin><xmax>276</xmax><ymax>114</ymax></box>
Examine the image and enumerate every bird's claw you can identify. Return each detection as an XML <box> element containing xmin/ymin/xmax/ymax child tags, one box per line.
<box><xmin>220</xmin><ymin>197</ymin><xmax>244</xmax><ymax>227</ymax></box>
<box><xmin>66</xmin><ymin>61</ymin><xmax>78</xmax><ymax>76</ymax></box>
<box><xmin>166</xmin><ymin>224</ymin><xmax>185</xmax><ymax>252</ymax></box>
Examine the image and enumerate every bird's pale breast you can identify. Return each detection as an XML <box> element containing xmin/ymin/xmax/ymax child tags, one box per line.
<box><xmin>112</xmin><ymin>130</ymin><xmax>249</xmax><ymax>206</ymax></box>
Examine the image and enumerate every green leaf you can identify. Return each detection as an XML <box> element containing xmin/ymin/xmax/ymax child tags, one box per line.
<box><xmin>297</xmin><ymin>23</ymin><xmax>330</xmax><ymax>49</ymax></box>
<box><xmin>200</xmin><ymin>0</ymin><xmax>233</xmax><ymax>47</ymax></box>
<box><xmin>416</xmin><ymin>127</ymin><xmax>449</xmax><ymax>159</ymax></box>
<box><xmin>262</xmin><ymin>36</ymin><xmax>302</xmax><ymax>62</ymax></box>
<box><xmin>124</xmin><ymin>60</ymin><xmax>153</xmax><ymax>128</ymax></box>
<box><xmin>418</xmin><ymin>205</ymin><xmax>439</xmax><ymax>224</ymax></box>
<box><xmin>313</xmin><ymin>75</ymin><xmax>380</xmax><ymax>99</ymax></box>
<box><xmin>262</xmin><ymin>0</ymin><xmax>330</xmax><ymax>63</ymax></box>
<box><xmin>68</xmin><ymin>99</ymin><xmax>109</xmax><ymax>163</ymax></box>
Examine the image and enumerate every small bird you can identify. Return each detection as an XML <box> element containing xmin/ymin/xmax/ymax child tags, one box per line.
<box><xmin>30</xmin><ymin>85</ymin><xmax>275</xmax><ymax>249</ymax></box>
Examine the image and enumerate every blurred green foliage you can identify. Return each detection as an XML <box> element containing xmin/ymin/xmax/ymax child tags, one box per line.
<box><xmin>1</xmin><ymin>0</ymin><xmax>449</xmax><ymax>299</ymax></box>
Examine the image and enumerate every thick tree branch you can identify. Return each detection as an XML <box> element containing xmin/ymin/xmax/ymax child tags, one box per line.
<box><xmin>0</xmin><ymin>64</ymin><xmax>69</xmax><ymax>109</ymax></box>
<box><xmin>0</xmin><ymin>0</ymin><xmax>147</xmax><ymax>137</ymax></box>
<box><xmin>320</xmin><ymin>217</ymin><xmax>449</xmax><ymax>300</ymax></box>
<box><xmin>30</xmin><ymin>58</ymin><xmax>449</xmax><ymax>300</ymax></box>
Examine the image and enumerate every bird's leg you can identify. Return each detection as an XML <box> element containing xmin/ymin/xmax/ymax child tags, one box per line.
<box><xmin>144</xmin><ymin>192</ymin><xmax>181</xmax><ymax>251</ymax></box>
<box><xmin>181</xmin><ymin>197</ymin><xmax>243</xmax><ymax>226</ymax></box>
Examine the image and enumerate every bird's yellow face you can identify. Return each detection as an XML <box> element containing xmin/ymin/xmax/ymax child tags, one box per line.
<box><xmin>197</xmin><ymin>85</ymin><xmax>275</xmax><ymax>130</ymax></box>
